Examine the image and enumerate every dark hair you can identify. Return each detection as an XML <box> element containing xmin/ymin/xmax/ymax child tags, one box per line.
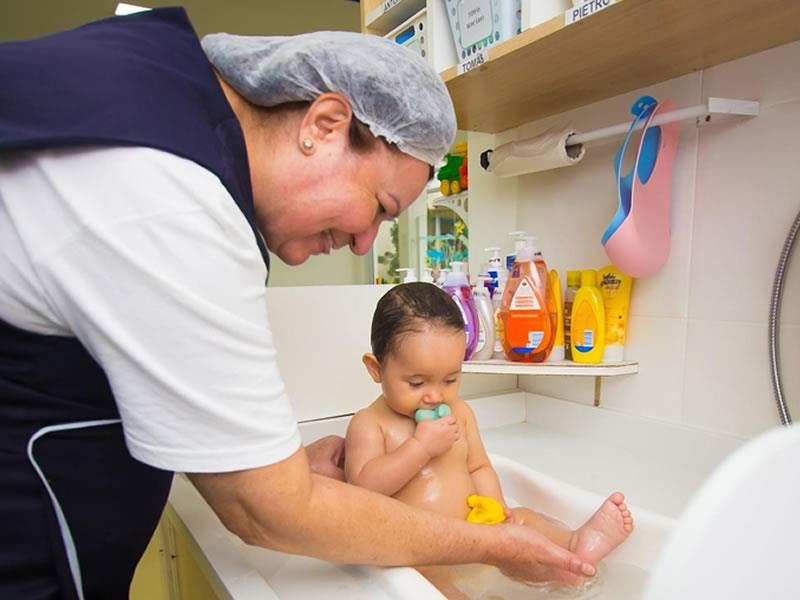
<box><xmin>371</xmin><ymin>282</ymin><xmax>465</xmax><ymax>363</ymax></box>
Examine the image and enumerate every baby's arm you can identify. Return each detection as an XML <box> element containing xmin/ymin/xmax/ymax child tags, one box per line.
<box><xmin>460</xmin><ymin>400</ymin><xmax>506</xmax><ymax>505</ymax></box>
<box><xmin>345</xmin><ymin>409</ymin><xmax>458</xmax><ymax>497</ymax></box>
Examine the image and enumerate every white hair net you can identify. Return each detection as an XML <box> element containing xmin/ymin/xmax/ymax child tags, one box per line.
<box><xmin>201</xmin><ymin>31</ymin><xmax>456</xmax><ymax>166</ymax></box>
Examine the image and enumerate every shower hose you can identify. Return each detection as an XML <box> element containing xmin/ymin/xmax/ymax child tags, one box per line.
<box><xmin>769</xmin><ymin>206</ymin><xmax>800</xmax><ymax>425</ymax></box>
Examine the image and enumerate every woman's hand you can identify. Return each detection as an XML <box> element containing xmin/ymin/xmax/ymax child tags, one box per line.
<box><xmin>305</xmin><ymin>435</ymin><xmax>346</xmax><ymax>481</ymax></box>
<box><xmin>490</xmin><ymin>523</ymin><xmax>595</xmax><ymax>584</ymax></box>
<box><xmin>413</xmin><ymin>415</ymin><xmax>459</xmax><ymax>458</ymax></box>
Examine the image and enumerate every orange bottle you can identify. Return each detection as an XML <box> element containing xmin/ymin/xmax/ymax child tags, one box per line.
<box><xmin>499</xmin><ymin>237</ymin><xmax>556</xmax><ymax>362</ymax></box>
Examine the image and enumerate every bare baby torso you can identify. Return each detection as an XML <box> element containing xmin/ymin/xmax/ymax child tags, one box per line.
<box><xmin>377</xmin><ymin>403</ymin><xmax>476</xmax><ymax>520</ymax></box>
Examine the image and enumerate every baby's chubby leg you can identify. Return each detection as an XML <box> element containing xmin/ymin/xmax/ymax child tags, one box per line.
<box><xmin>507</xmin><ymin>492</ymin><xmax>633</xmax><ymax>569</ymax></box>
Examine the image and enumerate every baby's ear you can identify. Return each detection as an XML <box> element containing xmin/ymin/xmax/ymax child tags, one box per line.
<box><xmin>362</xmin><ymin>353</ymin><xmax>382</xmax><ymax>383</ymax></box>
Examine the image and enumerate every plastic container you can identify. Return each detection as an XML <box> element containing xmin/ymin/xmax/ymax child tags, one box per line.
<box><xmin>471</xmin><ymin>277</ymin><xmax>496</xmax><ymax>360</ymax></box>
<box><xmin>570</xmin><ymin>270</ymin><xmax>606</xmax><ymax>364</ymax></box>
<box><xmin>491</xmin><ymin>267</ymin><xmax>508</xmax><ymax>360</ymax></box>
<box><xmin>442</xmin><ymin>263</ymin><xmax>480</xmax><ymax>360</ymax></box>
<box><xmin>563</xmin><ymin>270</ymin><xmax>581</xmax><ymax>360</ymax></box>
<box><xmin>498</xmin><ymin>237</ymin><xmax>556</xmax><ymax>362</ymax></box>
<box><xmin>505</xmin><ymin>231</ymin><xmax>528</xmax><ymax>272</ymax></box>
<box><xmin>598</xmin><ymin>264</ymin><xmax>633</xmax><ymax>363</ymax></box>
<box><xmin>545</xmin><ymin>270</ymin><xmax>565</xmax><ymax>362</ymax></box>
<box><xmin>443</xmin><ymin>0</ymin><xmax>521</xmax><ymax>63</ymax></box>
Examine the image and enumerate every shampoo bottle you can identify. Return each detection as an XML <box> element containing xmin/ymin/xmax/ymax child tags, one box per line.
<box><xmin>597</xmin><ymin>264</ymin><xmax>633</xmax><ymax>363</ymax></box>
<box><xmin>499</xmin><ymin>237</ymin><xmax>555</xmax><ymax>362</ymax></box>
<box><xmin>505</xmin><ymin>231</ymin><xmax>528</xmax><ymax>272</ymax></box>
<box><xmin>442</xmin><ymin>263</ymin><xmax>479</xmax><ymax>360</ymax></box>
<box><xmin>570</xmin><ymin>270</ymin><xmax>606</xmax><ymax>364</ymax></box>
<box><xmin>546</xmin><ymin>270</ymin><xmax>565</xmax><ymax>362</ymax></box>
<box><xmin>492</xmin><ymin>268</ymin><xmax>508</xmax><ymax>360</ymax></box>
<box><xmin>471</xmin><ymin>277</ymin><xmax>496</xmax><ymax>360</ymax></box>
<box><xmin>563</xmin><ymin>270</ymin><xmax>581</xmax><ymax>360</ymax></box>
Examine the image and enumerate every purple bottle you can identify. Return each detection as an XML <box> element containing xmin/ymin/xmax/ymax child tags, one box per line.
<box><xmin>441</xmin><ymin>262</ymin><xmax>479</xmax><ymax>360</ymax></box>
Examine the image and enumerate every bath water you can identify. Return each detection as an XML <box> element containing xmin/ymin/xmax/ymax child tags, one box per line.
<box><xmin>447</xmin><ymin>561</ymin><xmax>649</xmax><ymax>600</ymax></box>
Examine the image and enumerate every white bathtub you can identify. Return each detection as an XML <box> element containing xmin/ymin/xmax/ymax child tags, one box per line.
<box><xmin>167</xmin><ymin>392</ymin><xmax>739</xmax><ymax>599</ymax></box>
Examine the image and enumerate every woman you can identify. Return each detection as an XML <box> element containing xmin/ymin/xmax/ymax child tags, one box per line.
<box><xmin>0</xmin><ymin>8</ymin><xmax>595</xmax><ymax>598</ymax></box>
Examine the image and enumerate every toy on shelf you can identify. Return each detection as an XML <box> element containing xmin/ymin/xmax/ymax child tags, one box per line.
<box><xmin>437</xmin><ymin>142</ymin><xmax>469</xmax><ymax>196</ymax></box>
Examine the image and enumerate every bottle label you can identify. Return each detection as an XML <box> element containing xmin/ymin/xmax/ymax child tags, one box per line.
<box><xmin>510</xmin><ymin>279</ymin><xmax>540</xmax><ymax>310</ymax></box>
<box><xmin>528</xmin><ymin>331</ymin><xmax>544</xmax><ymax>348</ymax></box>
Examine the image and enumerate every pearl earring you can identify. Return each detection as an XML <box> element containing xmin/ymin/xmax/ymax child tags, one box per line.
<box><xmin>302</xmin><ymin>138</ymin><xmax>314</xmax><ymax>150</ymax></box>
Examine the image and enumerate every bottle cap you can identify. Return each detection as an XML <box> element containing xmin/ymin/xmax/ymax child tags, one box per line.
<box><xmin>396</xmin><ymin>267</ymin><xmax>417</xmax><ymax>283</ymax></box>
<box><xmin>567</xmin><ymin>270</ymin><xmax>582</xmax><ymax>287</ymax></box>
<box><xmin>580</xmin><ymin>269</ymin><xmax>597</xmax><ymax>287</ymax></box>
<box><xmin>484</xmin><ymin>247</ymin><xmax>503</xmax><ymax>267</ymax></box>
<box><xmin>421</xmin><ymin>268</ymin><xmax>434</xmax><ymax>283</ymax></box>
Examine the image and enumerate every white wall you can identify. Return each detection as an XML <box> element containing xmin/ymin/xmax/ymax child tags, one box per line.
<box><xmin>265</xmin><ymin>285</ymin><xmax>516</xmax><ymax>422</ymax></box>
<box><xmin>489</xmin><ymin>41</ymin><xmax>800</xmax><ymax>439</ymax></box>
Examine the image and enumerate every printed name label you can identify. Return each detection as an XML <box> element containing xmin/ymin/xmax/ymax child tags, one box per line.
<box><xmin>382</xmin><ymin>0</ymin><xmax>401</xmax><ymax>12</ymax></box>
<box><xmin>458</xmin><ymin>48</ymin><xmax>488</xmax><ymax>75</ymax></box>
<box><xmin>565</xmin><ymin>0</ymin><xmax>615</xmax><ymax>25</ymax></box>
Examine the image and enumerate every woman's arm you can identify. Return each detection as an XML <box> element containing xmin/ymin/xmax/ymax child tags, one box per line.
<box><xmin>188</xmin><ymin>446</ymin><xmax>596</xmax><ymax>581</ymax></box>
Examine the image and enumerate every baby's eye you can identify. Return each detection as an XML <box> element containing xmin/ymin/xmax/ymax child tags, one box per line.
<box><xmin>409</xmin><ymin>381</ymin><xmax>424</xmax><ymax>388</ymax></box>
<box><xmin>445</xmin><ymin>379</ymin><xmax>458</xmax><ymax>385</ymax></box>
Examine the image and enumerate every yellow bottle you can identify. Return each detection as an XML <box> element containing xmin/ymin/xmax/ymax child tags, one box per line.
<box><xmin>570</xmin><ymin>270</ymin><xmax>606</xmax><ymax>364</ymax></box>
<box><xmin>597</xmin><ymin>265</ymin><xmax>633</xmax><ymax>363</ymax></box>
<box><xmin>546</xmin><ymin>270</ymin><xmax>565</xmax><ymax>362</ymax></box>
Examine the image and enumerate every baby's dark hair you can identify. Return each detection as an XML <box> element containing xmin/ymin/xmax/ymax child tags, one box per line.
<box><xmin>371</xmin><ymin>282</ymin><xmax>465</xmax><ymax>363</ymax></box>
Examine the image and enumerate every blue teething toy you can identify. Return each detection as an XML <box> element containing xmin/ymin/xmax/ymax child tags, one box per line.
<box><xmin>415</xmin><ymin>403</ymin><xmax>451</xmax><ymax>423</ymax></box>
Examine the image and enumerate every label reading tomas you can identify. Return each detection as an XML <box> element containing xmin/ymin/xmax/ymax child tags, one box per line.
<box><xmin>458</xmin><ymin>48</ymin><xmax>488</xmax><ymax>75</ymax></box>
<box><xmin>565</xmin><ymin>0</ymin><xmax>615</xmax><ymax>25</ymax></box>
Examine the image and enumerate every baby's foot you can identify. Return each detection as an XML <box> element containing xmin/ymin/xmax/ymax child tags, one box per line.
<box><xmin>570</xmin><ymin>492</ymin><xmax>633</xmax><ymax>564</ymax></box>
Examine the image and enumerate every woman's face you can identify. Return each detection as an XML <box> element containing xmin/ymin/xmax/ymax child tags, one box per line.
<box><xmin>255</xmin><ymin>138</ymin><xmax>431</xmax><ymax>266</ymax></box>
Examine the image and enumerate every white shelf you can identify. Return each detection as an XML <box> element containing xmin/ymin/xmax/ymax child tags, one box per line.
<box><xmin>364</xmin><ymin>0</ymin><xmax>426</xmax><ymax>35</ymax></box>
<box><xmin>462</xmin><ymin>359</ymin><xmax>638</xmax><ymax>377</ymax></box>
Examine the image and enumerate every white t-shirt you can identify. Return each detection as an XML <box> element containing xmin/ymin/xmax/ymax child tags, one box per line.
<box><xmin>0</xmin><ymin>146</ymin><xmax>301</xmax><ymax>472</ymax></box>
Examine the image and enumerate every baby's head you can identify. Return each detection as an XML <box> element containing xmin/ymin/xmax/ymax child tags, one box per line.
<box><xmin>363</xmin><ymin>282</ymin><xmax>466</xmax><ymax>418</ymax></box>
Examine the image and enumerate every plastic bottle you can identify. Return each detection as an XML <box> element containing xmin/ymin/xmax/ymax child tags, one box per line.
<box><xmin>396</xmin><ymin>267</ymin><xmax>418</xmax><ymax>283</ymax></box>
<box><xmin>499</xmin><ymin>237</ymin><xmax>555</xmax><ymax>362</ymax></box>
<box><xmin>546</xmin><ymin>270</ymin><xmax>565</xmax><ymax>362</ymax></box>
<box><xmin>570</xmin><ymin>270</ymin><xmax>606</xmax><ymax>364</ymax></box>
<box><xmin>442</xmin><ymin>263</ymin><xmax>479</xmax><ymax>360</ymax></box>
<box><xmin>492</xmin><ymin>268</ymin><xmax>508</xmax><ymax>360</ymax></box>
<box><xmin>505</xmin><ymin>231</ymin><xmax>528</xmax><ymax>272</ymax></box>
<box><xmin>436</xmin><ymin>268</ymin><xmax>450</xmax><ymax>287</ymax></box>
<box><xmin>563</xmin><ymin>270</ymin><xmax>581</xmax><ymax>361</ymax></box>
<box><xmin>471</xmin><ymin>277</ymin><xmax>496</xmax><ymax>360</ymax></box>
<box><xmin>420</xmin><ymin>268</ymin><xmax>435</xmax><ymax>284</ymax></box>
<box><xmin>597</xmin><ymin>264</ymin><xmax>633</xmax><ymax>363</ymax></box>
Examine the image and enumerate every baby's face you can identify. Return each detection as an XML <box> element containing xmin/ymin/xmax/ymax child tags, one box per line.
<box><xmin>379</xmin><ymin>325</ymin><xmax>466</xmax><ymax>418</ymax></box>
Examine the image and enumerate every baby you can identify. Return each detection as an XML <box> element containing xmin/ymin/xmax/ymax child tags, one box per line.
<box><xmin>345</xmin><ymin>282</ymin><xmax>633</xmax><ymax>597</ymax></box>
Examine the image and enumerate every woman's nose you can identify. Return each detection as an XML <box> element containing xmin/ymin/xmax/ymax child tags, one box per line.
<box><xmin>349</xmin><ymin>222</ymin><xmax>381</xmax><ymax>256</ymax></box>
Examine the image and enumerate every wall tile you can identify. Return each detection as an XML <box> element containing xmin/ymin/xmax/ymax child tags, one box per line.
<box><xmin>777</xmin><ymin>324</ymin><xmax>800</xmax><ymax>424</ymax></box>
<box><xmin>688</xmin><ymin>99</ymin><xmax>800</xmax><ymax>325</ymax></box>
<box><xmin>601</xmin><ymin>315</ymin><xmax>687</xmax><ymax>421</ymax></box>
<box><xmin>683</xmin><ymin>319</ymin><xmax>779</xmax><ymax>437</ymax></box>
<box><xmin>702</xmin><ymin>41</ymin><xmax>800</xmax><ymax>109</ymax></box>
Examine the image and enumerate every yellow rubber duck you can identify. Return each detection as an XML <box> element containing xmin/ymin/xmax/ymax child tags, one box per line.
<box><xmin>466</xmin><ymin>494</ymin><xmax>506</xmax><ymax>525</ymax></box>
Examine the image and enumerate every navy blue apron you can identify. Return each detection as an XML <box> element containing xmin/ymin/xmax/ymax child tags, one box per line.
<box><xmin>0</xmin><ymin>8</ymin><xmax>268</xmax><ymax>598</ymax></box>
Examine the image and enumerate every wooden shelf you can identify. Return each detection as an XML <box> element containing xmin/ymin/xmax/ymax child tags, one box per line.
<box><xmin>462</xmin><ymin>359</ymin><xmax>639</xmax><ymax>377</ymax></box>
<box><xmin>442</xmin><ymin>0</ymin><xmax>800</xmax><ymax>133</ymax></box>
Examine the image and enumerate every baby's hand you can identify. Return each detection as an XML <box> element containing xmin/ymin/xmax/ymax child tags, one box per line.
<box><xmin>414</xmin><ymin>416</ymin><xmax>459</xmax><ymax>458</ymax></box>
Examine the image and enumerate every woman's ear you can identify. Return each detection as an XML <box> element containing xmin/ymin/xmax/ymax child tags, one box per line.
<box><xmin>299</xmin><ymin>92</ymin><xmax>352</xmax><ymax>152</ymax></box>
<box><xmin>362</xmin><ymin>353</ymin><xmax>382</xmax><ymax>383</ymax></box>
